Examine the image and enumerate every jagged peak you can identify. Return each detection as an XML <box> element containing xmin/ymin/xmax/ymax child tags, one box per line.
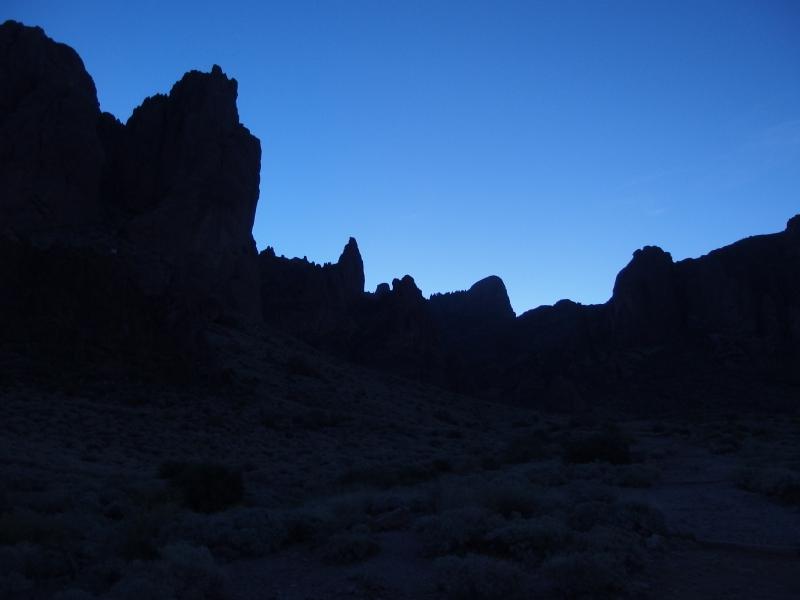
<box><xmin>0</xmin><ymin>20</ymin><xmax>99</xmax><ymax>113</ymax></box>
<box><xmin>469</xmin><ymin>275</ymin><xmax>507</xmax><ymax>294</ymax></box>
<box><xmin>127</xmin><ymin>63</ymin><xmax>241</xmax><ymax>131</ymax></box>
<box><xmin>337</xmin><ymin>236</ymin><xmax>364</xmax><ymax>295</ymax></box>
<box><xmin>631</xmin><ymin>245</ymin><xmax>673</xmax><ymax>263</ymax></box>
<box><xmin>392</xmin><ymin>275</ymin><xmax>423</xmax><ymax>300</ymax></box>
<box><xmin>338</xmin><ymin>237</ymin><xmax>361</xmax><ymax>264</ymax></box>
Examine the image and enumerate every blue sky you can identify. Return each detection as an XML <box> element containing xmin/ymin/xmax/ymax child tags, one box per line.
<box><xmin>6</xmin><ymin>1</ymin><xmax>799</xmax><ymax>313</ymax></box>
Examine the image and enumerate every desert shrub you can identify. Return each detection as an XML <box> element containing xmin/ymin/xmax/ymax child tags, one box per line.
<box><xmin>734</xmin><ymin>466</ymin><xmax>800</xmax><ymax>505</ymax></box>
<box><xmin>525</xmin><ymin>461</ymin><xmax>569</xmax><ymax>487</ymax></box>
<box><xmin>611</xmin><ymin>502</ymin><xmax>667</xmax><ymax>536</ymax></box>
<box><xmin>563</xmin><ymin>479</ymin><xmax>616</xmax><ymax>503</ymax></box>
<box><xmin>478</xmin><ymin>478</ymin><xmax>555</xmax><ymax>518</ymax></box>
<box><xmin>259</xmin><ymin>409</ymin><xmax>284</xmax><ymax>429</ymax></box>
<box><xmin>110</xmin><ymin>543</ymin><xmax>225</xmax><ymax>600</ymax></box>
<box><xmin>542</xmin><ymin>551</ymin><xmax>628</xmax><ymax>599</ymax></box>
<box><xmin>285</xmin><ymin>354</ymin><xmax>321</xmax><ymax>378</ymax></box>
<box><xmin>569</xmin><ymin>462</ymin><xmax>610</xmax><ymax>481</ymax></box>
<box><xmin>415</xmin><ymin>507</ymin><xmax>501</xmax><ymax>556</ymax></box>
<box><xmin>433</xmin><ymin>408</ymin><xmax>457</xmax><ymax>425</ymax></box>
<box><xmin>291</xmin><ymin>408</ymin><xmax>345</xmax><ymax>430</ymax></box>
<box><xmin>576</xmin><ymin>524</ymin><xmax>647</xmax><ymax>571</ymax></box>
<box><xmin>120</xmin><ymin>507</ymin><xmax>175</xmax><ymax>560</ymax></box>
<box><xmin>435</xmin><ymin>554</ymin><xmax>529</xmax><ymax>600</ymax></box>
<box><xmin>650</xmin><ymin>421</ymin><xmax>667</xmax><ymax>434</ymax></box>
<box><xmin>53</xmin><ymin>590</ymin><xmax>97</xmax><ymax>600</ymax></box>
<box><xmin>168</xmin><ymin>507</ymin><xmax>289</xmax><ymax>559</ymax></box>
<box><xmin>369</xmin><ymin>506</ymin><xmax>412</xmax><ymax>531</ymax></box>
<box><xmin>563</xmin><ymin>428</ymin><xmax>633</xmax><ymax>465</ymax></box>
<box><xmin>483</xmin><ymin>515</ymin><xmax>572</xmax><ymax>564</ymax></box>
<box><xmin>158</xmin><ymin>462</ymin><xmax>243</xmax><ymax>513</ymax></box>
<box><xmin>501</xmin><ymin>430</ymin><xmax>550</xmax><ymax>464</ymax></box>
<box><xmin>337</xmin><ymin>461</ymin><xmax>440</xmax><ymax>489</ymax></box>
<box><xmin>320</xmin><ymin>532</ymin><xmax>380</xmax><ymax>564</ymax></box>
<box><xmin>0</xmin><ymin>509</ymin><xmax>67</xmax><ymax>545</ymax></box>
<box><xmin>0</xmin><ymin>573</ymin><xmax>33</xmax><ymax>597</ymax></box>
<box><xmin>566</xmin><ymin>500</ymin><xmax>613</xmax><ymax>532</ymax></box>
<box><xmin>279</xmin><ymin>504</ymin><xmax>344</xmax><ymax>545</ymax></box>
<box><xmin>161</xmin><ymin>542</ymin><xmax>226</xmax><ymax>598</ymax></box>
<box><xmin>605</xmin><ymin>464</ymin><xmax>660</xmax><ymax>488</ymax></box>
<box><xmin>0</xmin><ymin>541</ymin><xmax>72</xmax><ymax>584</ymax></box>
<box><xmin>425</xmin><ymin>475</ymin><xmax>483</xmax><ymax>513</ymax></box>
<box><xmin>706</xmin><ymin>432</ymin><xmax>742</xmax><ymax>455</ymax></box>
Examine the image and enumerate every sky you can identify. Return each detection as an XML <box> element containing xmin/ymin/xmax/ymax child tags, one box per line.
<box><xmin>5</xmin><ymin>1</ymin><xmax>799</xmax><ymax>314</ymax></box>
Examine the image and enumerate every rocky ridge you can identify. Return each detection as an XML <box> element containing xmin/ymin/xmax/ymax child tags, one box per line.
<box><xmin>2</xmin><ymin>19</ymin><xmax>799</xmax><ymax>410</ymax></box>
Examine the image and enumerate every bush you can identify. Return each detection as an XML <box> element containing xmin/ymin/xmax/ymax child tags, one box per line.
<box><xmin>167</xmin><ymin>507</ymin><xmax>289</xmax><ymax>559</ymax></box>
<box><xmin>0</xmin><ymin>509</ymin><xmax>67</xmax><ymax>546</ymax></box>
<box><xmin>320</xmin><ymin>532</ymin><xmax>380</xmax><ymax>564</ymax></box>
<box><xmin>110</xmin><ymin>543</ymin><xmax>225</xmax><ymax>600</ymax></box>
<box><xmin>120</xmin><ymin>506</ymin><xmax>175</xmax><ymax>560</ymax></box>
<box><xmin>734</xmin><ymin>466</ymin><xmax>800</xmax><ymax>505</ymax></box>
<box><xmin>483</xmin><ymin>516</ymin><xmax>572</xmax><ymax>564</ymax></box>
<box><xmin>542</xmin><ymin>551</ymin><xmax>628</xmax><ymax>598</ymax></box>
<box><xmin>576</xmin><ymin>525</ymin><xmax>647</xmax><ymax>571</ymax></box>
<box><xmin>160</xmin><ymin>542</ymin><xmax>225</xmax><ymax>598</ymax></box>
<box><xmin>285</xmin><ymin>354</ymin><xmax>322</xmax><ymax>378</ymax></box>
<box><xmin>612</xmin><ymin>501</ymin><xmax>667</xmax><ymax>536</ymax></box>
<box><xmin>501</xmin><ymin>431</ymin><xmax>550</xmax><ymax>464</ymax></box>
<box><xmin>435</xmin><ymin>554</ymin><xmax>529</xmax><ymax>600</ymax></box>
<box><xmin>291</xmin><ymin>409</ymin><xmax>344</xmax><ymax>430</ymax></box>
<box><xmin>563</xmin><ymin>428</ymin><xmax>633</xmax><ymax>465</ymax></box>
<box><xmin>567</xmin><ymin>500</ymin><xmax>613</xmax><ymax>533</ymax></box>
<box><xmin>416</xmin><ymin>507</ymin><xmax>501</xmax><ymax>557</ymax></box>
<box><xmin>478</xmin><ymin>478</ymin><xmax>554</xmax><ymax>518</ymax></box>
<box><xmin>337</xmin><ymin>461</ymin><xmax>441</xmax><ymax>489</ymax></box>
<box><xmin>605</xmin><ymin>464</ymin><xmax>660</xmax><ymax>488</ymax></box>
<box><xmin>158</xmin><ymin>462</ymin><xmax>244</xmax><ymax>513</ymax></box>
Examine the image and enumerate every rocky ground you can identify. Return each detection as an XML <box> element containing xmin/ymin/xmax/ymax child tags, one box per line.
<box><xmin>2</xmin><ymin>323</ymin><xmax>799</xmax><ymax>599</ymax></box>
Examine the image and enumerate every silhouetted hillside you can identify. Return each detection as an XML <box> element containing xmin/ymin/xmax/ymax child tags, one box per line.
<box><xmin>1</xmin><ymin>20</ymin><xmax>261</xmax><ymax>327</ymax></box>
<box><xmin>256</xmin><ymin>220</ymin><xmax>800</xmax><ymax>409</ymax></box>
<box><xmin>2</xmin><ymin>19</ymin><xmax>798</xmax><ymax>410</ymax></box>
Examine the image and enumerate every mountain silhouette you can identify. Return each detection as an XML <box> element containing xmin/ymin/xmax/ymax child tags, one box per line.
<box><xmin>2</xmin><ymin>19</ymin><xmax>798</xmax><ymax>409</ymax></box>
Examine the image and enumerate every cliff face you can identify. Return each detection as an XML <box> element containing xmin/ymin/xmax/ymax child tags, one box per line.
<box><xmin>0</xmin><ymin>21</ymin><xmax>263</xmax><ymax>378</ymax></box>
<box><xmin>608</xmin><ymin>221</ymin><xmax>800</xmax><ymax>351</ymax></box>
<box><xmin>0</xmin><ymin>21</ymin><xmax>105</xmax><ymax>240</ymax></box>
<box><xmin>258</xmin><ymin>238</ymin><xmax>366</xmax><ymax>345</ymax></box>
<box><xmin>103</xmin><ymin>65</ymin><xmax>262</xmax><ymax>319</ymax></box>
<box><xmin>511</xmin><ymin>217</ymin><xmax>800</xmax><ymax>409</ymax></box>
<box><xmin>0</xmin><ymin>20</ymin><xmax>262</xmax><ymax>322</ymax></box>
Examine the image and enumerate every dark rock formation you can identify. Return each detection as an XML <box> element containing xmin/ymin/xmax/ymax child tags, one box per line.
<box><xmin>104</xmin><ymin>65</ymin><xmax>262</xmax><ymax>318</ymax></box>
<box><xmin>0</xmin><ymin>238</ymin><xmax>203</xmax><ymax>383</ymax></box>
<box><xmin>0</xmin><ymin>21</ymin><xmax>263</xmax><ymax>379</ymax></box>
<box><xmin>1</xmin><ymin>20</ymin><xmax>262</xmax><ymax>324</ymax></box>
<box><xmin>259</xmin><ymin>237</ymin><xmax>365</xmax><ymax>337</ymax></box>
<box><xmin>610</xmin><ymin>246</ymin><xmax>681</xmax><ymax>344</ymax></box>
<box><xmin>0</xmin><ymin>21</ymin><xmax>105</xmax><ymax>241</ymax></box>
<box><xmin>338</xmin><ymin>237</ymin><xmax>365</xmax><ymax>299</ymax></box>
<box><xmin>430</xmin><ymin>275</ymin><xmax>514</xmax><ymax>324</ymax></box>
<box><xmin>259</xmin><ymin>218</ymin><xmax>800</xmax><ymax>410</ymax></box>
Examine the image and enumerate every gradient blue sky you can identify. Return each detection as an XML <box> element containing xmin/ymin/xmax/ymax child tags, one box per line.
<box><xmin>6</xmin><ymin>1</ymin><xmax>799</xmax><ymax>313</ymax></box>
